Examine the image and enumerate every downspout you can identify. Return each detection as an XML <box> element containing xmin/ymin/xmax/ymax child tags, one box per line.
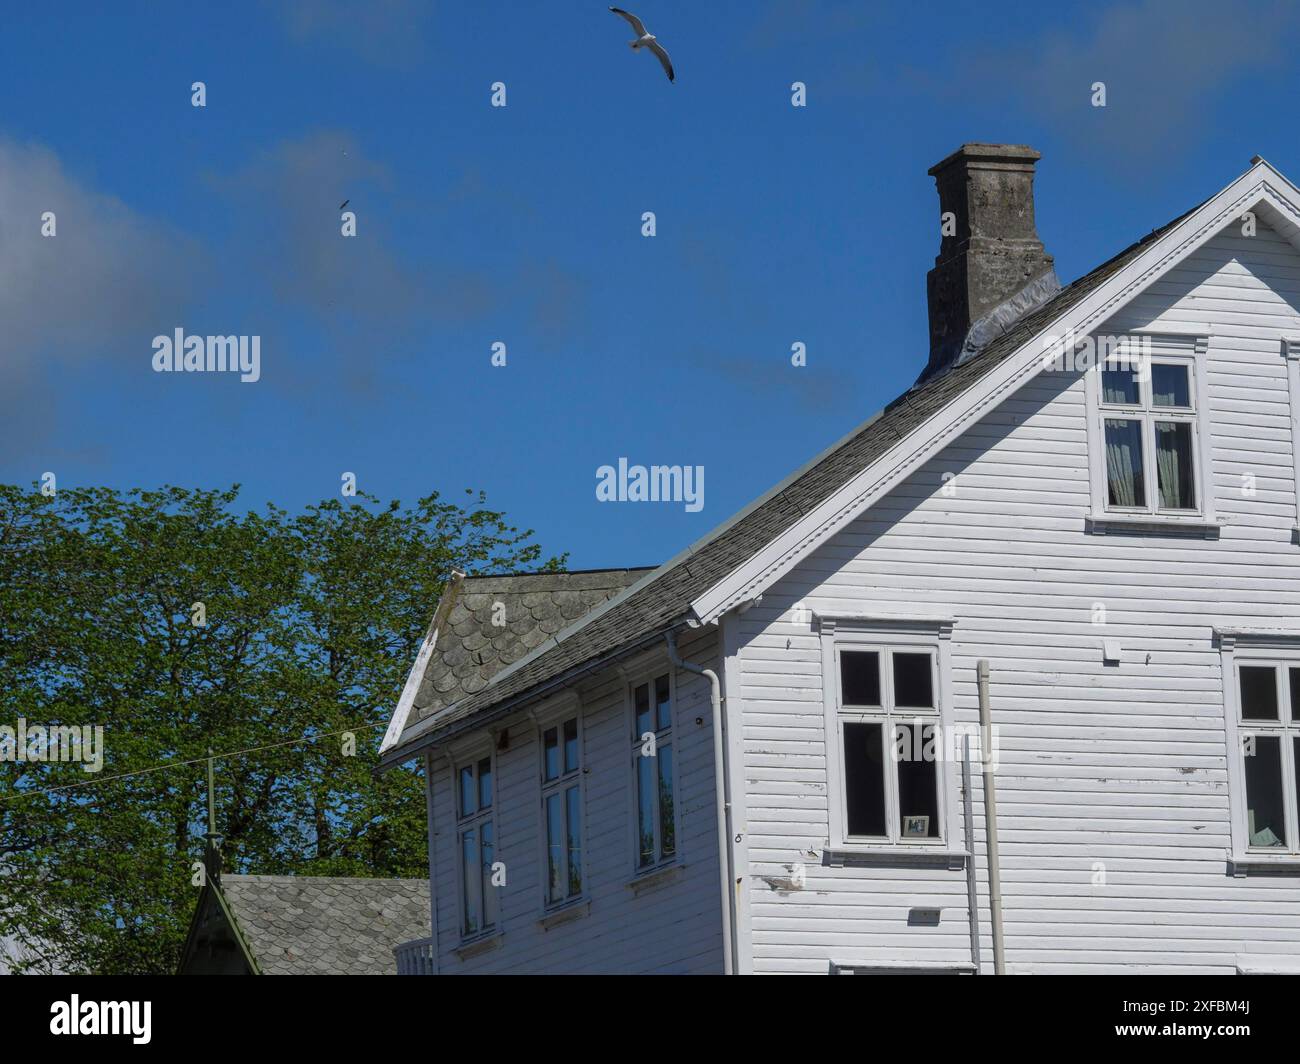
<box><xmin>666</xmin><ymin>630</ymin><xmax>736</xmax><ymax>975</ymax></box>
<box><xmin>960</xmin><ymin>734</ymin><xmax>982</xmax><ymax>974</ymax></box>
<box><xmin>977</xmin><ymin>660</ymin><xmax>1007</xmax><ymax>975</ymax></box>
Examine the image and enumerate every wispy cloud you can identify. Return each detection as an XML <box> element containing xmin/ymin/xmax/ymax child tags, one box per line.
<box><xmin>271</xmin><ymin>0</ymin><xmax>433</xmax><ymax>68</ymax></box>
<box><xmin>0</xmin><ymin>138</ymin><xmax>204</xmax><ymax>447</ymax></box>
<box><xmin>207</xmin><ymin>130</ymin><xmax>584</xmax><ymax>351</ymax></box>
<box><xmin>698</xmin><ymin>349</ymin><xmax>860</xmax><ymax>414</ymax></box>
<box><xmin>743</xmin><ymin>0</ymin><xmax>882</xmax><ymax>99</ymax></box>
<box><xmin>208</xmin><ymin>130</ymin><xmax>435</xmax><ymax>327</ymax></box>
<box><xmin>744</xmin><ymin>0</ymin><xmax>880</xmax><ymax>50</ymax></box>
<box><xmin>956</xmin><ymin>0</ymin><xmax>1300</xmax><ymax>163</ymax></box>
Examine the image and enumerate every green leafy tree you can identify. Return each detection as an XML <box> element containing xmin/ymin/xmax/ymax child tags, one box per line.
<box><xmin>0</xmin><ymin>483</ymin><xmax>562</xmax><ymax>973</ymax></box>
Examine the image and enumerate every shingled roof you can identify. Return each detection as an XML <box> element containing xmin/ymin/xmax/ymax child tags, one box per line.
<box><xmin>218</xmin><ymin>875</ymin><xmax>429</xmax><ymax>975</ymax></box>
<box><xmin>388</xmin><ymin>568</ymin><xmax>651</xmax><ymax>744</ymax></box>
<box><xmin>382</xmin><ymin>201</ymin><xmax>1200</xmax><ymax>766</ymax></box>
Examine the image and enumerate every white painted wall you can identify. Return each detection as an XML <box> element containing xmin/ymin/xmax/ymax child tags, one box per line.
<box><xmin>424</xmin><ymin>625</ymin><xmax>724</xmax><ymax>973</ymax></box>
<box><xmin>732</xmin><ymin>221</ymin><xmax>1300</xmax><ymax>974</ymax></box>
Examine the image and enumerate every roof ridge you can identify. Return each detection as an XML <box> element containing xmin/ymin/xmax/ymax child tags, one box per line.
<box><xmin>223</xmin><ymin>874</ymin><xmax>427</xmax><ymax>886</ymax></box>
<box><xmin>464</xmin><ymin>565</ymin><xmax>656</xmax><ymax>580</ymax></box>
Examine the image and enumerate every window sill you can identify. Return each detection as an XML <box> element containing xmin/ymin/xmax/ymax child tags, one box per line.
<box><xmin>831</xmin><ymin>959</ymin><xmax>976</xmax><ymax>975</ymax></box>
<box><xmin>823</xmin><ymin>847</ymin><xmax>966</xmax><ymax>870</ymax></box>
<box><xmin>1228</xmin><ymin>854</ymin><xmax>1300</xmax><ymax>877</ymax></box>
<box><xmin>537</xmin><ymin>899</ymin><xmax>590</xmax><ymax>930</ymax></box>
<box><xmin>626</xmin><ymin>862</ymin><xmax>684</xmax><ymax>895</ymax></box>
<box><xmin>1086</xmin><ymin>513</ymin><xmax>1221</xmax><ymax>538</ymax></box>
<box><xmin>454</xmin><ymin>931</ymin><xmax>504</xmax><ymax>961</ymax></box>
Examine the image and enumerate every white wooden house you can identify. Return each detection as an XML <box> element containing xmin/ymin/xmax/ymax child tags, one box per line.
<box><xmin>381</xmin><ymin>145</ymin><xmax>1300</xmax><ymax>974</ymax></box>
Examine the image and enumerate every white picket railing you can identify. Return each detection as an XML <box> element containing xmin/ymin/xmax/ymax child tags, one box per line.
<box><xmin>394</xmin><ymin>936</ymin><xmax>437</xmax><ymax>975</ymax></box>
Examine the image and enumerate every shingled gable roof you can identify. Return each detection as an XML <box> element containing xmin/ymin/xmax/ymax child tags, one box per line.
<box><xmin>381</xmin><ymin>157</ymin><xmax>1300</xmax><ymax>767</ymax></box>
<box><xmin>219</xmin><ymin>875</ymin><xmax>428</xmax><ymax>975</ymax></box>
<box><xmin>382</xmin><ymin>567</ymin><xmax>652</xmax><ymax>748</ymax></box>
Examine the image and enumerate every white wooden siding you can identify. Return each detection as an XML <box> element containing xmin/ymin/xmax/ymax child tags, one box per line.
<box><xmin>734</xmin><ymin>221</ymin><xmax>1300</xmax><ymax>974</ymax></box>
<box><xmin>425</xmin><ymin>625</ymin><xmax>724</xmax><ymax>973</ymax></box>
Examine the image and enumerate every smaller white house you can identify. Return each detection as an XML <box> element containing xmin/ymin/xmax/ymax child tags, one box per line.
<box><xmin>382</xmin><ymin>145</ymin><xmax>1300</xmax><ymax>975</ymax></box>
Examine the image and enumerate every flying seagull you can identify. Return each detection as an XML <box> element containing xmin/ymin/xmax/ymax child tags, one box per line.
<box><xmin>609</xmin><ymin>7</ymin><xmax>674</xmax><ymax>82</ymax></box>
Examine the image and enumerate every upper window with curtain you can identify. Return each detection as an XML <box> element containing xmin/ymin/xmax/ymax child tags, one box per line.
<box><xmin>1097</xmin><ymin>353</ymin><xmax>1203</xmax><ymax>516</ymax></box>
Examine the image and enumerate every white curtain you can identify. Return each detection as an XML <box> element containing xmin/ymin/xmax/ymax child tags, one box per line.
<box><xmin>1105</xmin><ymin>419</ymin><xmax>1141</xmax><ymax>507</ymax></box>
<box><xmin>1155</xmin><ymin>422</ymin><xmax>1193</xmax><ymax>509</ymax></box>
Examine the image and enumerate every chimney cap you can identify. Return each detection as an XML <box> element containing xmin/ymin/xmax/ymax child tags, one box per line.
<box><xmin>928</xmin><ymin>143</ymin><xmax>1041</xmax><ymax>177</ymax></box>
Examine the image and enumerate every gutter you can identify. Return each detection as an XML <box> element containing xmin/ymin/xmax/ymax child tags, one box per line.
<box><xmin>666</xmin><ymin>630</ymin><xmax>736</xmax><ymax>976</ymax></box>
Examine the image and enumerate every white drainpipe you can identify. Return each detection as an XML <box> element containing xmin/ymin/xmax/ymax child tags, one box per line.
<box><xmin>978</xmin><ymin>660</ymin><xmax>1007</xmax><ymax>974</ymax></box>
<box><xmin>667</xmin><ymin>630</ymin><xmax>736</xmax><ymax>975</ymax></box>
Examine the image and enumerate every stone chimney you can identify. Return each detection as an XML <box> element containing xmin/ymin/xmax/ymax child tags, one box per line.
<box><xmin>921</xmin><ymin>143</ymin><xmax>1058</xmax><ymax>381</ymax></box>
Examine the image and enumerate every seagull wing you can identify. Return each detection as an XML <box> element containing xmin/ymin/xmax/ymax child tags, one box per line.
<box><xmin>609</xmin><ymin>7</ymin><xmax>648</xmax><ymax>35</ymax></box>
<box><xmin>648</xmin><ymin>39</ymin><xmax>674</xmax><ymax>82</ymax></box>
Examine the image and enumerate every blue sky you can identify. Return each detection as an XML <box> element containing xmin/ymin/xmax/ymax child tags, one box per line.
<box><xmin>4</xmin><ymin>0</ymin><xmax>1300</xmax><ymax>569</ymax></box>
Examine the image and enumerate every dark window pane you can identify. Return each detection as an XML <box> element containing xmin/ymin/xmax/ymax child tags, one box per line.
<box><xmin>1240</xmin><ymin>666</ymin><xmax>1279</xmax><ymax>721</ymax></box>
<box><xmin>1243</xmin><ymin>735</ymin><xmax>1286</xmax><ymax>848</ymax></box>
<box><xmin>1102</xmin><ymin>368</ymin><xmax>1140</xmax><ymax>405</ymax></box>
<box><xmin>636</xmin><ymin>752</ymin><xmax>655</xmax><ymax>867</ymax></box>
<box><xmin>459</xmin><ymin>765</ymin><xmax>476</xmax><ymax>818</ymax></box>
<box><xmin>461</xmin><ymin>828</ymin><xmax>478</xmax><ymax>934</ymax></box>
<box><xmin>658</xmin><ymin>743</ymin><xmax>675</xmax><ymax>857</ymax></box>
<box><xmin>1290</xmin><ymin>669</ymin><xmax>1300</xmax><ymax>724</ymax></box>
<box><xmin>478</xmin><ymin>756</ymin><xmax>492</xmax><ymax>809</ymax></box>
<box><xmin>893</xmin><ymin>652</ymin><xmax>934</xmax><ymax>708</ymax></box>
<box><xmin>1155</xmin><ymin>421</ymin><xmax>1196</xmax><ymax>510</ymax></box>
<box><xmin>481</xmin><ymin>820</ymin><xmax>497</xmax><ymax>927</ymax></box>
<box><xmin>841</xmin><ymin>651</ymin><xmax>881</xmax><ymax>706</ymax></box>
<box><xmin>1151</xmin><ymin>364</ymin><xmax>1191</xmax><ymax>408</ymax></box>
<box><xmin>843</xmin><ymin>722</ymin><xmax>886</xmax><ymax>837</ymax></box>
<box><xmin>1104</xmin><ymin>418</ymin><xmax>1145</xmax><ymax>507</ymax></box>
<box><xmin>545</xmin><ymin>792</ymin><xmax>563</xmax><ymax>903</ymax></box>
<box><xmin>563</xmin><ymin>717</ymin><xmax>580</xmax><ymax>773</ymax></box>
<box><xmin>543</xmin><ymin>726</ymin><xmax>559</xmax><ymax>781</ymax></box>
<box><xmin>655</xmin><ymin>674</ymin><xmax>672</xmax><ymax>732</ymax></box>
<box><xmin>634</xmin><ymin>682</ymin><xmax>651</xmax><ymax>739</ymax></box>
<box><xmin>895</xmin><ymin>724</ymin><xmax>940</xmax><ymax>839</ymax></box>
<box><xmin>566</xmin><ymin>785</ymin><xmax>583</xmax><ymax>897</ymax></box>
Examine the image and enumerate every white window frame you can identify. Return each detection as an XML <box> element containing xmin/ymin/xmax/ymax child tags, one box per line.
<box><xmin>1083</xmin><ymin>333</ymin><xmax>1216</xmax><ymax>528</ymax></box>
<box><xmin>1220</xmin><ymin>630</ymin><xmax>1300</xmax><ymax>869</ymax></box>
<box><xmin>536</xmin><ymin>702</ymin><xmax>586</xmax><ymax>911</ymax></box>
<box><xmin>453</xmin><ymin>747</ymin><xmax>499</xmax><ymax>940</ymax></box>
<box><xmin>819</xmin><ymin>615</ymin><xmax>959</xmax><ymax>854</ymax></box>
<box><xmin>626</xmin><ymin>663</ymin><xmax>680</xmax><ymax>875</ymax></box>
